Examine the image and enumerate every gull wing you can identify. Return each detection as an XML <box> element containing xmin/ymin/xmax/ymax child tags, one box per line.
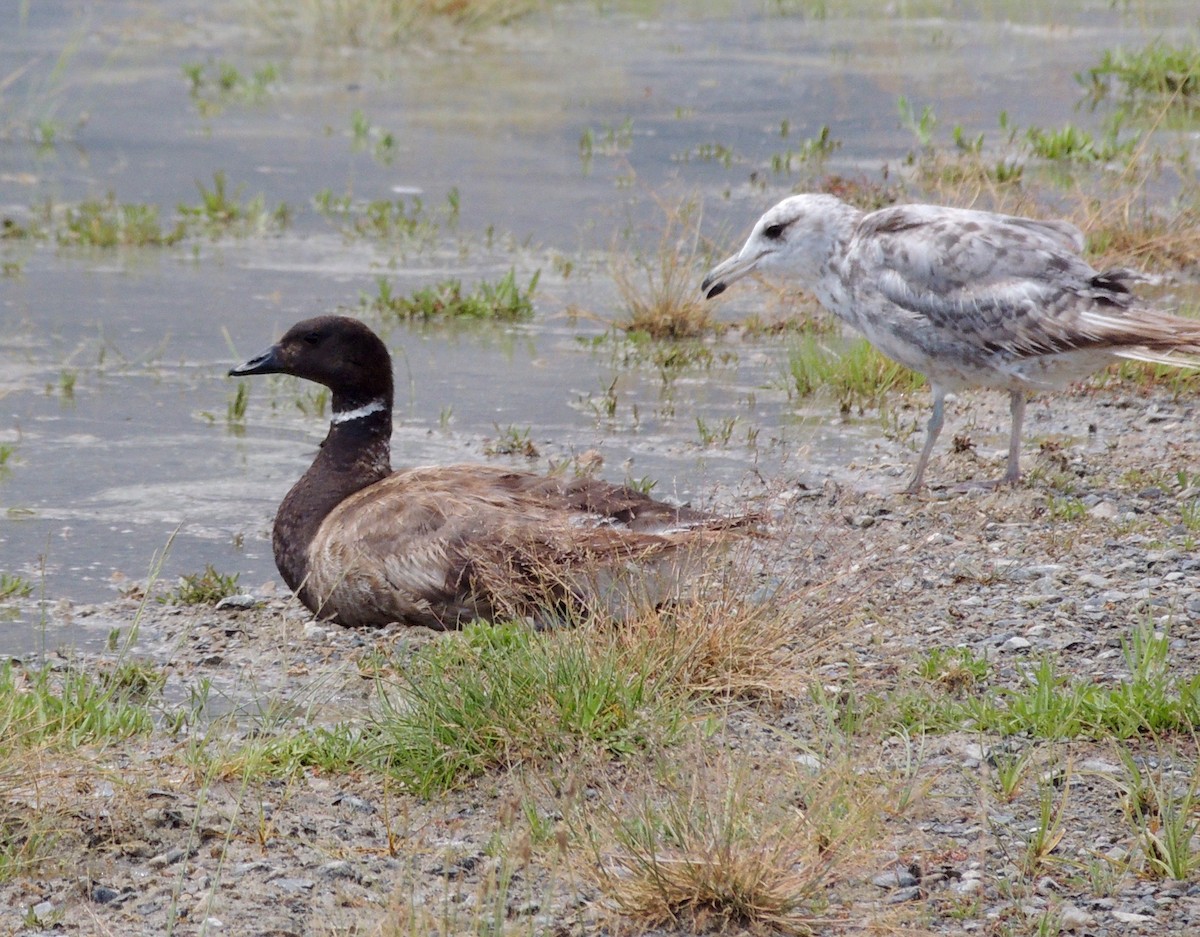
<box><xmin>846</xmin><ymin>204</ymin><xmax>1149</xmax><ymax>357</ymax></box>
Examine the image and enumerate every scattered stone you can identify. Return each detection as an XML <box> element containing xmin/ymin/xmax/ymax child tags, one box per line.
<box><xmin>317</xmin><ymin>861</ymin><xmax>357</xmax><ymax>882</ymax></box>
<box><xmin>147</xmin><ymin>847</ymin><xmax>188</xmax><ymax>869</ymax></box>
<box><xmin>302</xmin><ymin>622</ymin><xmax>329</xmax><ymax>641</ymax></box>
<box><xmin>1060</xmin><ymin>902</ymin><xmax>1092</xmax><ymax>931</ymax></box>
<box><xmin>271</xmin><ymin>878</ymin><xmax>316</xmax><ymax>894</ymax></box>
<box><xmin>215</xmin><ymin>594</ymin><xmax>258</xmax><ymax>610</ymax></box>
<box><xmin>30</xmin><ymin>900</ymin><xmax>55</xmax><ymax>923</ymax></box>
<box><xmin>332</xmin><ymin>793</ymin><xmax>375</xmax><ymax>813</ymax></box>
<box><xmin>872</xmin><ymin>868</ymin><xmax>919</xmax><ymax>889</ymax></box>
<box><xmin>90</xmin><ymin>885</ymin><xmax>122</xmax><ymax>904</ymax></box>
<box><xmin>794</xmin><ymin>753</ymin><xmax>822</xmax><ymax>772</ymax></box>
<box><xmin>1111</xmin><ymin>909</ymin><xmax>1156</xmax><ymax>924</ymax></box>
<box><xmin>951</xmin><ymin>878</ymin><xmax>983</xmax><ymax>896</ymax></box>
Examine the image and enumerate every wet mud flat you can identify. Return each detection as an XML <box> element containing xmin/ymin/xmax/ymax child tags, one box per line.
<box><xmin>4</xmin><ymin>1</ymin><xmax>1200</xmax><ymax>934</ymax></box>
<box><xmin>3</xmin><ymin>385</ymin><xmax>1200</xmax><ymax>936</ymax></box>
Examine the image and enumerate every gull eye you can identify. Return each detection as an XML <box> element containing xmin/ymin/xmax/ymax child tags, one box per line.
<box><xmin>763</xmin><ymin>223</ymin><xmax>786</xmax><ymax>240</ymax></box>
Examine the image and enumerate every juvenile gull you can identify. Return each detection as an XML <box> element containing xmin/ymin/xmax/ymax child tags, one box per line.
<box><xmin>702</xmin><ymin>193</ymin><xmax>1200</xmax><ymax>491</ymax></box>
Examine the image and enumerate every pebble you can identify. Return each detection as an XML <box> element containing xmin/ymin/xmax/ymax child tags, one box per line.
<box><xmin>952</xmin><ymin>878</ymin><xmax>983</xmax><ymax>896</ymax></box>
<box><xmin>1112</xmin><ymin>910</ymin><xmax>1156</xmax><ymax>924</ymax></box>
<box><xmin>147</xmin><ymin>847</ymin><xmax>188</xmax><ymax>869</ymax></box>
<box><xmin>318</xmin><ymin>860</ymin><xmax>357</xmax><ymax>882</ymax></box>
<box><xmin>333</xmin><ymin>793</ymin><xmax>376</xmax><ymax>813</ymax></box>
<box><xmin>871</xmin><ymin>868</ymin><xmax>918</xmax><ymax>889</ymax></box>
<box><xmin>30</xmin><ymin>900</ymin><xmax>55</xmax><ymax>923</ymax></box>
<box><xmin>215</xmin><ymin>594</ymin><xmax>258</xmax><ymax>610</ymax></box>
<box><xmin>1060</xmin><ymin>903</ymin><xmax>1092</xmax><ymax>930</ymax></box>
<box><xmin>272</xmin><ymin>878</ymin><xmax>316</xmax><ymax>893</ymax></box>
<box><xmin>302</xmin><ymin>622</ymin><xmax>330</xmax><ymax>641</ymax></box>
<box><xmin>794</xmin><ymin>753</ymin><xmax>822</xmax><ymax>772</ymax></box>
<box><xmin>90</xmin><ymin>885</ymin><xmax>122</xmax><ymax>904</ymax></box>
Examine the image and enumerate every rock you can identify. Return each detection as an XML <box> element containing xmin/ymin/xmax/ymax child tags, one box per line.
<box><xmin>1079</xmin><ymin>759</ymin><xmax>1122</xmax><ymax>774</ymax></box>
<box><xmin>794</xmin><ymin>753</ymin><xmax>821</xmax><ymax>772</ymax></box>
<box><xmin>332</xmin><ymin>793</ymin><xmax>375</xmax><ymax>813</ymax></box>
<box><xmin>90</xmin><ymin>885</ymin><xmax>122</xmax><ymax>904</ymax></box>
<box><xmin>302</xmin><ymin>622</ymin><xmax>329</xmax><ymax>641</ymax></box>
<box><xmin>317</xmin><ymin>860</ymin><xmax>357</xmax><ymax>882</ymax></box>
<box><xmin>886</xmin><ymin>886</ymin><xmax>922</xmax><ymax>903</ymax></box>
<box><xmin>215</xmin><ymin>594</ymin><xmax>258</xmax><ymax>610</ymax></box>
<box><xmin>1001</xmin><ymin>636</ymin><xmax>1031</xmax><ymax>652</ymax></box>
<box><xmin>1059</xmin><ymin>902</ymin><xmax>1091</xmax><ymax>930</ymax></box>
<box><xmin>30</xmin><ymin>900</ymin><xmax>55</xmax><ymax>923</ymax></box>
<box><xmin>272</xmin><ymin>878</ymin><xmax>316</xmax><ymax>893</ymax></box>
<box><xmin>147</xmin><ymin>847</ymin><xmax>188</xmax><ymax>868</ymax></box>
<box><xmin>1111</xmin><ymin>910</ymin><xmax>1156</xmax><ymax>924</ymax></box>
<box><xmin>872</xmin><ymin>868</ymin><xmax>918</xmax><ymax>889</ymax></box>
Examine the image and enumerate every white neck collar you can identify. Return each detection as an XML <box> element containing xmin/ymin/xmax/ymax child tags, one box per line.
<box><xmin>330</xmin><ymin>399</ymin><xmax>387</xmax><ymax>425</ymax></box>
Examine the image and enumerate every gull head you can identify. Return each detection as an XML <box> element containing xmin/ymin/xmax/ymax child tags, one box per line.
<box><xmin>701</xmin><ymin>193</ymin><xmax>859</xmax><ymax>299</ymax></box>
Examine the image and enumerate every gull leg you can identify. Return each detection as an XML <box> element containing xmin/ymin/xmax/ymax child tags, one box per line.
<box><xmin>903</xmin><ymin>385</ymin><xmax>945</xmax><ymax>494</ymax></box>
<box><xmin>1002</xmin><ymin>391</ymin><xmax>1026</xmax><ymax>486</ymax></box>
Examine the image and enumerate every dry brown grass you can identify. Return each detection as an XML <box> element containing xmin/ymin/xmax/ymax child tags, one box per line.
<box><xmin>897</xmin><ymin>102</ymin><xmax>1200</xmax><ymax>274</ymax></box>
<box><xmin>611</xmin><ymin>199</ymin><xmax>718</xmax><ymax>340</ymax></box>
<box><xmin>617</xmin><ymin>558</ymin><xmax>811</xmax><ymax>703</ymax></box>
<box><xmin>252</xmin><ymin>0</ymin><xmax>546</xmax><ymax>46</ymax></box>
<box><xmin>584</xmin><ymin>747</ymin><xmax>880</xmax><ymax>936</ymax></box>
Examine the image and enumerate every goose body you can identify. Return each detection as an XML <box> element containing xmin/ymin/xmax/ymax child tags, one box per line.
<box><xmin>230</xmin><ymin>316</ymin><xmax>748</xmax><ymax>629</ymax></box>
<box><xmin>702</xmin><ymin>193</ymin><xmax>1200</xmax><ymax>491</ymax></box>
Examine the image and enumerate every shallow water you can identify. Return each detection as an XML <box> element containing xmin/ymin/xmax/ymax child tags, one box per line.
<box><xmin>1</xmin><ymin>0</ymin><xmax>1197</xmax><ymax>649</ymax></box>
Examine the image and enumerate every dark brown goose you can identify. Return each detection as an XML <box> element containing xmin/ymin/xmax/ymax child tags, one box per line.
<box><xmin>229</xmin><ymin>315</ymin><xmax>752</xmax><ymax>629</ymax></box>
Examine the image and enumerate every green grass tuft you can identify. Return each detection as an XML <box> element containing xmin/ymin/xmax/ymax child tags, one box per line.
<box><xmin>367</xmin><ymin>620</ymin><xmax>681</xmax><ymax>795</ymax></box>
<box><xmin>0</xmin><ymin>661</ymin><xmax>155</xmax><ymax>752</ymax></box>
<box><xmin>363</xmin><ymin>269</ymin><xmax>538</xmax><ymax>323</ymax></box>
<box><xmin>0</xmin><ymin>574</ymin><xmax>32</xmax><ymax>601</ymax></box>
<box><xmin>786</xmin><ymin>335</ymin><xmax>926</xmax><ymax>412</ymax></box>
<box><xmin>1081</xmin><ymin>42</ymin><xmax>1200</xmax><ymax>105</ymax></box>
<box><xmin>57</xmin><ymin>195</ymin><xmax>185</xmax><ymax>248</ymax></box>
<box><xmin>162</xmin><ymin>564</ymin><xmax>240</xmax><ymax>606</ymax></box>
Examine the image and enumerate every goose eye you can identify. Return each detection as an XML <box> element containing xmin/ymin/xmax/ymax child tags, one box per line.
<box><xmin>763</xmin><ymin>223</ymin><xmax>786</xmax><ymax>240</ymax></box>
<box><xmin>303</xmin><ymin>331</ymin><xmax>322</xmax><ymax>346</ymax></box>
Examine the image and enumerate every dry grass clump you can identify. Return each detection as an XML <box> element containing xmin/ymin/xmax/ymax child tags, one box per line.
<box><xmin>586</xmin><ymin>750</ymin><xmax>876</xmax><ymax>935</ymax></box>
<box><xmin>1075</xmin><ymin>193</ymin><xmax>1200</xmax><ymax>270</ymax></box>
<box><xmin>611</xmin><ymin>199</ymin><xmax>717</xmax><ymax>340</ymax></box>
<box><xmin>618</xmin><ymin>562</ymin><xmax>809</xmax><ymax>703</ymax></box>
<box><xmin>252</xmin><ymin>0</ymin><xmax>546</xmax><ymax>47</ymax></box>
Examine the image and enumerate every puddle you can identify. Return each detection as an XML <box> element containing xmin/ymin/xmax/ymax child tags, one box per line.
<box><xmin>1</xmin><ymin>1</ymin><xmax>1198</xmax><ymax>649</ymax></box>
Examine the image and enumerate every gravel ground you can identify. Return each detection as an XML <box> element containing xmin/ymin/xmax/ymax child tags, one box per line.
<box><xmin>3</xmin><ymin>384</ymin><xmax>1200</xmax><ymax>937</ymax></box>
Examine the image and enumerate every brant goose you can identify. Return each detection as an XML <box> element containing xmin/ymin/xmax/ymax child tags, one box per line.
<box><xmin>703</xmin><ymin>193</ymin><xmax>1200</xmax><ymax>491</ymax></box>
<box><xmin>230</xmin><ymin>315</ymin><xmax>752</xmax><ymax>629</ymax></box>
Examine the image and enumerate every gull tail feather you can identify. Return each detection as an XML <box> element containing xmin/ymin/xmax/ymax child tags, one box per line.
<box><xmin>1112</xmin><ymin>347</ymin><xmax>1200</xmax><ymax>370</ymax></box>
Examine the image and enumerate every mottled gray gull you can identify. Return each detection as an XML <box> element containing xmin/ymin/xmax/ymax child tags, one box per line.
<box><xmin>702</xmin><ymin>193</ymin><xmax>1200</xmax><ymax>491</ymax></box>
